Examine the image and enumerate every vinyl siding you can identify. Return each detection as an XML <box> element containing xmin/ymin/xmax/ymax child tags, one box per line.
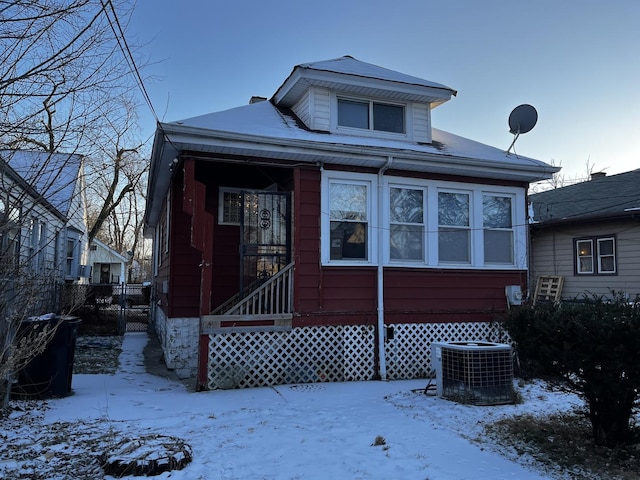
<box><xmin>292</xmin><ymin>87</ymin><xmax>330</xmax><ymax>131</ymax></box>
<box><xmin>530</xmin><ymin>219</ymin><xmax>640</xmax><ymax>300</ymax></box>
<box><xmin>412</xmin><ymin>102</ymin><xmax>431</xmax><ymax>143</ymax></box>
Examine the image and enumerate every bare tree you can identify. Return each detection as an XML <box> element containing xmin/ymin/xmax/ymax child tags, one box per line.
<box><xmin>529</xmin><ymin>158</ymin><xmax>599</xmax><ymax>194</ymax></box>
<box><xmin>0</xmin><ymin>0</ymin><xmax>149</xmax><ymax>413</ymax></box>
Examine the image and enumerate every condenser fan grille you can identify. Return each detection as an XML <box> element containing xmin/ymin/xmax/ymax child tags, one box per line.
<box><xmin>432</xmin><ymin>342</ymin><xmax>514</xmax><ymax>405</ymax></box>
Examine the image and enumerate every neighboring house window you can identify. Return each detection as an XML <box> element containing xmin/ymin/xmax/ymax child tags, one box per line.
<box><xmin>389</xmin><ymin>186</ymin><xmax>425</xmax><ymax>261</ymax></box>
<box><xmin>438</xmin><ymin>191</ymin><xmax>471</xmax><ymax>264</ymax></box>
<box><xmin>219</xmin><ymin>187</ymin><xmax>243</xmax><ymax>225</ymax></box>
<box><xmin>66</xmin><ymin>238</ymin><xmax>76</xmax><ymax>277</ymax></box>
<box><xmin>0</xmin><ymin>198</ymin><xmax>20</xmax><ymax>273</ymax></box>
<box><xmin>64</xmin><ymin>231</ymin><xmax>81</xmax><ymax>278</ymax></box>
<box><xmin>37</xmin><ymin>221</ymin><xmax>47</xmax><ymax>271</ymax></box>
<box><xmin>483</xmin><ymin>195</ymin><xmax>514</xmax><ymax>264</ymax></box>
<box><xmin>575</xmin><ymin>236</ymin><xmax>616</xmax><ymax>275</ymax></box>
<box><xmin>337</xmin><ymin>98</ymin><xmax>405</xmax><ymax>134</ymax></box>
<box><xmin>327</xmin><ymin>178</ymin><xmax>371</xmax><ymax>262</ymax></box>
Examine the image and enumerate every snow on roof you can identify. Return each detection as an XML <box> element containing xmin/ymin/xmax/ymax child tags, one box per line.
<box><xmin>296</xmin><ymin>55</ymin><xmax>457</xmax><ymax>94</ymax></box>
<box><xmin>168</xmin><ymin>100</ymin><xmax>552</xmax><ymax>174</ymax></box>
<box><xmin>273</xmin><ymin>56</ymin><xmax>456</xmax><ymax>108</ymax></box>
<box><xmin>1</xmin><ymin>150</ymin><xmax>82</xmax><ymax>216</ymax></box>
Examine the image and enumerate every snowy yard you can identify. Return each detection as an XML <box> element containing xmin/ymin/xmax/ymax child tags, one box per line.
<box><xmin>0</xmin><ymin>332</ymin><xmax>623</xmax><ymax>479</ymax></box>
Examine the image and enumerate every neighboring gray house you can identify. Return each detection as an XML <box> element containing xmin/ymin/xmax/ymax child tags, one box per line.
<box><xmin>529</xmin><ymin>169</ymin><xmax>640</xmax><ymax>301</ymax></box>
<box><xmin>0</xmin><ymin>150</ymin><xmax>89</xmax><ymax>315</ymax></box>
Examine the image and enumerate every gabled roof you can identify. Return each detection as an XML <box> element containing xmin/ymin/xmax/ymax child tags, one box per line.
<box><xmin>530</xmin><ymin>169</ymin><xmax>640</xmax><ymax>224</ymax></box>
<box><xmin>273</xmin><ymin>56</ymin><xmax>457</xmax><ymax>108</ymax></box>
<box><xmin>1</xmin><ymin>150</ymin><xmax>83</xmax><ymax>217</ymax></box>
<box><xmin>90</xmin><ymin>238</ymin><xmax>128</xmax><ymax>263</ymax></box>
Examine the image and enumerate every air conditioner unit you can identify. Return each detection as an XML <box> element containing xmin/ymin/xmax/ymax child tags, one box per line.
<box><xmin>431</xmin><ymin>341</ymin><xmax>514</xmax><ymax>405</ymax></box>
<box><xmin>505</xmin><ymin>285</ymin><xmax>523</xmax><ymax>306</ymax></box>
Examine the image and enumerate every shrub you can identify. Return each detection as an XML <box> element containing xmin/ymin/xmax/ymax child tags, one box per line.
<box><xmin>505</xmin><ymin>295</ymin><xmax>640</xmax><ymax>447</ymax></box>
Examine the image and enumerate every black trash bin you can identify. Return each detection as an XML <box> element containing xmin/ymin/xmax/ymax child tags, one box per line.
<box><xmin>12</xmin><ymin>315</ymin><xmax>81</xmax><ymax>399</ymax></box>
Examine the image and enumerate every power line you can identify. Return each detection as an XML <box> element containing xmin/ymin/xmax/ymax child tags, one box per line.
<box><xmin>100</xmin><ymin>0</ymin><xmax>160</xmax><ymax>124</ymax></box>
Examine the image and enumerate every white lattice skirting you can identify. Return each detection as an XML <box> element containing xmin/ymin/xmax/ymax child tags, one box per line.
<box><xmin>205</xmin><ymin>321</ymin><xmax>509</xmax><ymax>389</ymax></box>
<box><xmin>385</xmin><ymin>321</ymin><xmax>509</xmax><ymax>380</ymax></box>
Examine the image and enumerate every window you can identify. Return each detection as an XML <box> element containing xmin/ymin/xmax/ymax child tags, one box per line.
<box><xmin>66</xmin><ymin>238</ymin><xmax>76</xmax><ymax>277</ymax></box>
<box><xmin>389</xmin><ymin>187</ymin><xmax>424</xmax><ymax>261</ymax></box>
<box><xmin>438</xmin><ymin>191</ymin><xmax>470</xmax><ymax>263</ymax></box>
<box><xmin>219</xmin><ymin>187</ymin><xmax>243</xmax><ymax>225</ymax></box>
<box><xmin>322</xmin><ymin>172</ymin><xmax>526</xmax><ymax>269</ymax></box>
<box><xmin>575</xmin><ymin>236</ymin><xmax>616</xmax><ymax>275</ymax></box>
<box><xmin>328</xmin><ymin>181</ymin><xmax>370</xmax><ymax>261</ymax></box>
<box><xmin>483</xmin><ymin>195</ymin><xmax>513</xmax><ymax>264</ymax></box>
<box><xmin>337</xmin><ymin>98</ymin><xmax>405</xmax><ymax>134</ymax></box>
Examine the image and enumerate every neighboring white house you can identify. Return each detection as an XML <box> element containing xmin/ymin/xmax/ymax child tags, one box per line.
<box><xmin>0</xmin><ymin>150</ymin><xmax>89</xmax><ymax>315</ymax></box>
<box><xmin>88</xmin><ymin>238</ymin><xmax>128</xmax><ymax>284</ymax></box>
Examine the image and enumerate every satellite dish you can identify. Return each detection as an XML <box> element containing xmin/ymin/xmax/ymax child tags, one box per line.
<box><xmin>507</xmin><ymin>104</ymin><xmax>538</xmax><ymax>153</ymax></box>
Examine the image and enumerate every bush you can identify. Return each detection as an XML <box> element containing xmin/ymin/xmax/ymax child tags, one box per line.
<box><xmin>505</xmin><ymin>295</ymin><xmax>640</xmax><ymax>448</ymax></box>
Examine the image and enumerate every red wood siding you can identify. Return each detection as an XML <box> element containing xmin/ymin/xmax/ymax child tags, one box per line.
<box><xmin>292</xmin><ymin>165</ymin><xmax>527</xmax><ymax>327</ymax></box>
<box><xmin>383</xmin><ymin>268</ymin><xmax>526</xmax><ymax>324</ymax></box>
<box><xmin>168</xmin><ymin>173</ymin><xmax>202</xmax><ymax>318</ymax></box>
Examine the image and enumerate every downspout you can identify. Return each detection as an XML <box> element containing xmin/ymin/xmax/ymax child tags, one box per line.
<box><xmin>377</xmin><ymin>156</ymin><xmax>393</xmax><ymax>381</ymax></box>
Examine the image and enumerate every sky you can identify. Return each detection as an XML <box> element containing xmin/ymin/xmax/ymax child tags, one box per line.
<box><xmin>127</xmin><ymin>0</ymin><xmax>640</xmax><ymax>179</ymax></box>
<box><xmin>1</xmin><ymin>332</ymin><xmax>584</xmax><ymax>479</ymax></box>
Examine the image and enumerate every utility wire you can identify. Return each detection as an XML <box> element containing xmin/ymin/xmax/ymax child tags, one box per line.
<box><xmin>100</xmin><ymin>0</ymin><xmax>160</xmax><ymax>124</ymax></box>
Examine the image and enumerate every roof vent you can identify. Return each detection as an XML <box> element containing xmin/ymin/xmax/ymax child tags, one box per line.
<box><xmin>591</xmin><ymin>172</ymin><xmax>607</xmax><ymax>180</ymax></box>
<box><xmin>249</xmin><ymin>96</ymin><xmax>267</xmax><ymax>104</ymax></box>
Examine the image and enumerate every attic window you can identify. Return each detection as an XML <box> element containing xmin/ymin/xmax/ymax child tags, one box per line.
<box><xmin>337</xmin><ymin>98</ymin><xmax>405</xmax><ymax>134</ymax></box>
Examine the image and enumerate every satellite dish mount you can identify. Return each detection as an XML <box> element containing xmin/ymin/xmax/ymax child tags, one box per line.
<box><xmin>507</xmin><ymin>104</ymin><xmax>537</xmax><ymax>154</ymax></box>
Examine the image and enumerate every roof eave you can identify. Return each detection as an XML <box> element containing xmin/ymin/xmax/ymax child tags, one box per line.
<box><xmin>272</xmin><ymin>67</ymin><xmax>456</xmax><ymax>108</ymax></box>
<box><xmin>145</xmin><ymin>125</ymin><xmax>555</xmax><ymax>228</ymax></box>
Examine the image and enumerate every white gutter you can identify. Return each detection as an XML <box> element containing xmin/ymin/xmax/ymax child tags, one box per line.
<box><xmin>377</xmin><ymin>156</ymin><xmax>393</xmax><ymax>381</ymax></box>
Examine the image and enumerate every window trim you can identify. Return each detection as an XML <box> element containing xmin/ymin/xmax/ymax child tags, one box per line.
<box><xmin>218</xmin><ymin>187</ymin><xmax>244</xmax><ymax>226</ymax></box>
<box><xmin>322</xmin><ymin>171</ymin><xmax>527</xmax><ymax>269</ymax></box>
<box><xmin>574</xmin><ymin>235</ymin><xmax>617</xmax><ymax>275</ymax></box>
<box><xmin>437</xmin><ymin>189</ymin><xmax>472</xmax><ymax>265</ymax></box>
<box><xmin>322</xmin><ymin>171</ymin><xmax>377</xmax><ymax>265</ymax></box>
<box><xmin>482</xmin><ymin>193</ymin><xmax>515</xmax><ymax>265</ymax></box>
<box><xmin>333</xmin><ymin>94</ymin><xmax>408</xmax><ymax>138</ymax></box>
<box><xmin>388</xmin><ymin>183</ymin><xmax>427</xmax><ymax>262</ymax></box>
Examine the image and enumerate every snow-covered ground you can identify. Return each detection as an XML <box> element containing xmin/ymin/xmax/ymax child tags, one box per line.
<box><xmin>1</xmin><ymin>332</ymin><xmax>583</xmax><ymax>479</ymax></box>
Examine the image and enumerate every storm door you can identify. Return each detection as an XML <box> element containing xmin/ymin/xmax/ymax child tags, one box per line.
<box><xmin>239</xmin><ymin>191</ymin><xmax>291</xmax><ymax>297</ymax></box>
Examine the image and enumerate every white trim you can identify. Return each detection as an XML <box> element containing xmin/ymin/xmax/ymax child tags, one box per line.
<box><xmin>321</xmin><ymin>171</ymin><xmax>378</xmax><ymax>266</ymax></box>
<box><xmin>321</xmin><ymin>171</ymin><xmax>528</xmax><ymax>270</ymax></box>
<box><xmin>218</xmin><ymin>186</ymin><xmax>243</xmax><ymax>225</ymax></box>
<box><xmin>331</xmin><ymin>92</ymin><xmax>411</xmax><ymax>141</ymax></box>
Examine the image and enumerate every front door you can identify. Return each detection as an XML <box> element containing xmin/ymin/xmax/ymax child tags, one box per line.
<box><xmin>239</xmin><ymin>191</ymin><xmax>291</xmax><ymax>297</ymax></box>
<box><xmin>100</xmin><ymin>264</ymin><xmax>110</xmax><ymax>284</ymax></box>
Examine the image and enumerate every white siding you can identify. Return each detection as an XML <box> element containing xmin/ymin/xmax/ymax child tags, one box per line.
<box><xmin>412</xmin><ymin>102</ymin><xmax>431</xmax><ymax>143</ymax></box>
<box><xmin>311</xmin><ymin>87</ymin><xmax>330</xmax><ymax>131</ymax></box>
<box><xmin>292</xmin><ymin>87</ymin><xmax>331</xmax><ymax>131</ymax></box>
<box><xmin>292</xmin><ymin>90</ymin><xmax>311</xmax><ymax>127</ymax></box>
<box><xmin>530</xmin><ymin>220</ymin><xmax>640</xmax><ymax>300</ymax></box>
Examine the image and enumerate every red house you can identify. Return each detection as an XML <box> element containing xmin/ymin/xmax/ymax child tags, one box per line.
<box><xmin>144</xmin><ymin>56</ymin><xmax>557</xmax><ymax>390</ymax></box>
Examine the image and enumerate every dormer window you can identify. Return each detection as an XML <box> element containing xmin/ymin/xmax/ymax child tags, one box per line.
<box><xmin>337</xmin><ymin>98</ymin><xmax>405</xmax><ymax>134</ymax></box>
